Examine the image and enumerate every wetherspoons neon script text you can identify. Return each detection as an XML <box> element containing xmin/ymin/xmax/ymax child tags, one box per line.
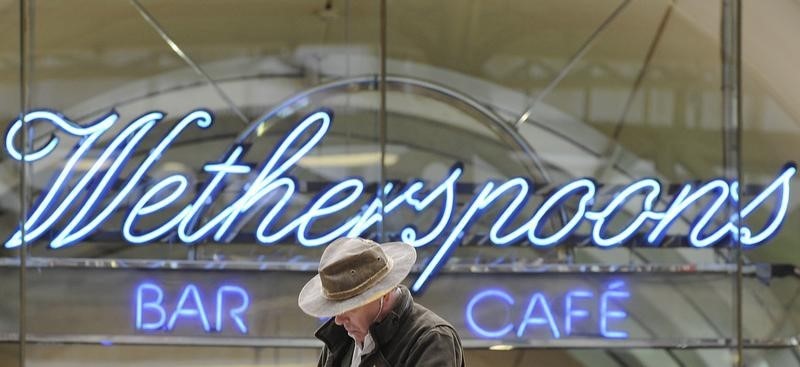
<box><xmin>4</xmin><ymin>109</ymin><xmax>796</xmax><ymax>292</ymax></box>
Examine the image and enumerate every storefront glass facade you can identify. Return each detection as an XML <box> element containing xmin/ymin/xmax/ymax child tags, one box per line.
<box><xmin>1</xmin><ymin>1</ymin><xmax>799</xmax><ymax>366</ymax></box>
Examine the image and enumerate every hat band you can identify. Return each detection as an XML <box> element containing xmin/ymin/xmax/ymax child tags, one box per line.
<box><xmin>322</xmin><ymin>260</ymin><xmax>392</xmax><ymax>301</ymax></box>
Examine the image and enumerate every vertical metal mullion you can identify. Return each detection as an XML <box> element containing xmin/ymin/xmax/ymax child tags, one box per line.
<box><xmin>721</xmin><ymin>0</ymin><xmax>743</xmax><ymax>365</ymax></box>
<box><xmin>18</xmin><ymin>0</ymin><xmax>30</xmax><ymax>366</ymax></box>
<box><xmin>378</xmin><ymin>0</ymin><xmax>387</xmax><ymax>242</ymax></box>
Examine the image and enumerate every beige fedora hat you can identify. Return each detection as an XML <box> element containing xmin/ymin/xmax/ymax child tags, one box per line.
<box><xmin>298</xmin><ymin>237</ymin><xmax>416</xmax><ymax>318</ymax></box>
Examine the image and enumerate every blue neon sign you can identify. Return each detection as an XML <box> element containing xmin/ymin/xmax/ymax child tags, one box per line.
<box><xmin>4</xmin><ymin>109</ymin><xmax>797</xmax><ymax>292</ymax></box>
<box><xmin>135</xmin><ymin>283</ymin><xmax>250</xmax><ymax>333</ymax></box>
<box><xmin>465</xmin><ymin>282</ymin><xmax>630</xmax><ymax>339</ymax></box>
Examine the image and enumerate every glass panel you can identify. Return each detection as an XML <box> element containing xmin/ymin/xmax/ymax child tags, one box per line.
<box><xmin>6</xmin><ymin>0</ymin><xmax>379</xmax><ymax>365</ymax></box>
<box><xmin>25</xmin><ymin>345</ymin><xmax>319</xmax><ymax>367</ymax></box>
<box><xmin>669</xmin><ymin>349</ymin><xmax>735</xmax><ymax>366</ymax></box>
<box><xmin>386</xmin><ymin>0</ymin><xmax>742</xmax><ymax>355</ymax></box>
<box><xmin>1</xmin><ymin>344</ymin><xmax>755</xmax><ymax>367</ymax></box>
<box><xmin>13</xmin><ymin>0</ymin><xmax>379</xmax><ymax>260</ymax></box>
<box><xmin>743</xmin><ymin>349</ymin><xmax>800</xmax><ymax>367</ymax></box>
<box><xmin>467</xmin><ymin>348</ymin><xmax>736</xmax><ymax>366</ymax></box>
<box><xmin>741</xmin><ymin>2</ymin><xmax>800</xmax><ymax>358</ymax></box>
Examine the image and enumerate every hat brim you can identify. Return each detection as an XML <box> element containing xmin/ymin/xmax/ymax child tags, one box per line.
<box><xmin>298</xmin><ymin>241</ymin><xmax>416</xmax><ymax>318</ymax></box>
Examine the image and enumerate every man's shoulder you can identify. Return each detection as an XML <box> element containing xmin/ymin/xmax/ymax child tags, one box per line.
<box><xmin>407</xmin><ymin>301</ymin><xmax>458</xmax><ymax>334</ymax></box>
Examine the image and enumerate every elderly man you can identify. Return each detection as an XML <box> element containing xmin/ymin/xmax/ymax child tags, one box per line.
<box><xmin>299</xmin><ymin>237</ymin><xmax>465</xmax><ymax>367</ymax></box>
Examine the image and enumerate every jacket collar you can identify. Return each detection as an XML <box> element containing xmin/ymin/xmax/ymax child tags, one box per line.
<box><xmin>314</xmin><ymin>286</ymin><xmax>413</xmax><ymax>351</ymax></box>
<box><xmin>369</xmin><ymin>286</ymin><xmax>413</xmax><ymax>346</ymax></box>
<box><xmin>315</xmin><ymin>318</ymin><xmax>350</xmax><ymax>354</ymax></box>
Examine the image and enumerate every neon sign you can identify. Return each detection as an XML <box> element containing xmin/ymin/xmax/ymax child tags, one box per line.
<box><xmin>465</xmin><ymin>282</ymin><xmax>630</xmax><ymax>339</ymax></box>
<box><xmin>4</xmin><ymin>109</ymin><xmax>797</xmax><ymax>292</ymax></box>
<box><xmin>135</xmin><ymin>283</ymin><xmax>250</xmax><ymax>333</ymax></box>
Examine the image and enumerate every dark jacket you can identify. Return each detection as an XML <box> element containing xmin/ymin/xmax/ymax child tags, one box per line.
<box><xmin>315</xmin><ymin>286</ymin><xmax>465</xmax><ymax>367</ymax></box>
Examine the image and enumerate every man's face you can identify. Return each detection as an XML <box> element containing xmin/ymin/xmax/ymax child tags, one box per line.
<box><xmin>334</xmin><ymin>298</ymin><xmax>382</xmax><ymax>344</ymax></box>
